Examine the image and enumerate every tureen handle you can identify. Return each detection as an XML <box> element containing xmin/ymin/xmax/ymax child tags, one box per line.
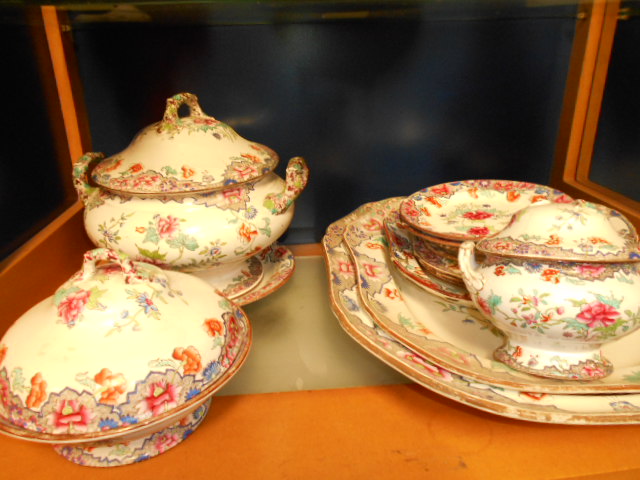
<box><xmin>457</xmin><ymin>241</ymin><xmax>485</xmax><ymax>293</ymax></box>
<box><xmin>263</xmin><ymin>157</ymin><xmax>310</xmax><ymax>215</ymax></box>
<box><xmin>161</xmin><ymin>92</ymin><xmax>207</xmax><ymax>126</ymax></box>
<box><xmin>76</xmin><ymin>248</ymin><xmax>154</xmax><ymax>285</ymax></box>
<box><xmin>72</xmin><ymin>152</ymin><xmax>104</xmax><ymax>203</ymax></box>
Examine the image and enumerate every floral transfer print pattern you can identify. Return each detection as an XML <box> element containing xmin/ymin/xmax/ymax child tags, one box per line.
<box><xmin>479</xmin><ymin>286</ymin><xmax>640</xmax><ymax>342</ymax></box>
<box><xmin>53</xmin><ymin>400</ymin><xmax>211</xmax><ymax>467</ymax></box>
<box><xmin>0</xmin><ymin>306</ymin><xmax>249</xmax><ymax>436</ymax></box>
<box><xmin>399</xmin><ymin>180</ymin><xmax>571</xmax><ymax>240</ymax></box>
<box><xmin>481</xmin><ymin>255</ymin><xmax>639</xmax><ymax>284</ymax></box>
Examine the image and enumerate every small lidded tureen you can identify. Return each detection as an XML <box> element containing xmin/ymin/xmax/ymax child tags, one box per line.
<box><xmin>0</xmin><ymin>248</ymin><xmax>251</xmax><ymax>466</ymax></box>
<box><xmin>458</xmin><ymin>199</ymin><xmax>640</xmax><ymax>380</ymax></box>
<box><xmin>73</xmin><ymin>92</ymin><xmax>309</xmax><ymax>293</ymax></box>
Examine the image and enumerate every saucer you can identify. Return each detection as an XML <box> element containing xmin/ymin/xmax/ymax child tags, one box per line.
<box><xmin>344</xmin><ymin>198</ymin><xmax>640</xmax><ymax>394</ymax></box>
<box><xmin>383</xmin><ymin>211</ymin><xmax>472</xmax><ymax>306</ymax></box>
<box><xmin>399</xmin><ymin>180</ymin><xmax>572</xmax><ymax>242</ymax></box>
<box><xmin>234</xmin><ymin>244</ymin><xmax>295</xmax><ymax>306</ymax></box>
<box><xmin>192</xmin><ymin>256</ymin><xmax>264</xmax><ymax>300</ymax></box>
<box><xmin>323</xmin><ymin>200</ymin><xmax>640</xmax><ymax>424</ymax></box>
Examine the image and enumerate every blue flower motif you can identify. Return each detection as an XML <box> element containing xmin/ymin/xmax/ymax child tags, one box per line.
<box><xmin>120</xmin><ymin>415</ymin><xmax>139</xmax><ymax>425</ymax></box>
<box><xmin>98</xmin><ymin>418</ymin><xmax>119</xmax><ymax>430</ymax></box>
<box><xmin>136</xmin><ymin>293</ymin><xmax>158</xmax><ymax>314</ymax></box>
<box><xmin>183</xmin><ymin>429</ymin><xmax>195</xmax><ymax>439</ymax></box>
<box><xmin>244</xmin><ymin>206</ymin><xmax>258</xmax><ymax>220</ymax></box>
<box><xmin>186</xmin><ymin>388</ymin><xmax>201</xmax><ymax>400</ymax></box>
<box><xmin>135</xmin><ymin>455</ymin><xmax>151</xmax><ymax>463</ymax></box>
<box><xmin>203</xmin><ymin>361</ymin><xmax>221</xmax><ymax>381</ymax></box>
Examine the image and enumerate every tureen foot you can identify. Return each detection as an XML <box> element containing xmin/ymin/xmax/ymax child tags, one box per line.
<box><xmin>494</xmin><ymin>339</ymin><xmax>613</xmax><ymax>381</ymax></box>
<box><xmin>192</xmin><ymin>256</ymin><xmax>264</xmax><ymax>300</ymax></box>
<box><xmin>52</xmin><ymin>399</ymin><xmax>211</xmax><ymax>467</ymax></box>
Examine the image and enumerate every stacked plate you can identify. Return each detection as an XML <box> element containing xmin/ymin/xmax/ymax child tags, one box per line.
<box><xmin>322</xmin><ymin>181</ymin><xmax>640</xmax><ymax>425</ymax></box>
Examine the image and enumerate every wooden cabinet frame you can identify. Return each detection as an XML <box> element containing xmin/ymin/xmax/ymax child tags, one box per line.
<box><xmin>552</xmin><ymin>0</ymin><xmax>640</xmax><ymax>227</ymax></box>
<box><xmin>1</xmin><ymin>1</ymin><xmax>638</xmax><ymax>326</ymax></box>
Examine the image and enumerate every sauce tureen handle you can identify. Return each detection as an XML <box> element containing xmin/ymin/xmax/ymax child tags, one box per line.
<box><xmin>263</xmin><ymin>157</ymin><xmax>310</xmax><ymax>215</ymax></box>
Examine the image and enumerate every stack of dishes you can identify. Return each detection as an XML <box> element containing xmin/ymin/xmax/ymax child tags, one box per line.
<box><xmin>322</xmin><ymin>181</ymin><xmax>640</xmax><ymax>425</ymax></box>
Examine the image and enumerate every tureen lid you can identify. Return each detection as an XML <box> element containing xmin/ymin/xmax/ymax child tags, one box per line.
<box><xmin>90</xmin><ymin>92</ymin><xmax>279</xmax><ymax>194</ymax></box>
<box><xmin>0</xmin><ymin>249</ymin><xmax>251</xmax><ymax>440</ymax></box>
<box><xmin>475</xmin><ymin>200</ymin><xmax>640</xmax><ymax>262</ymax></box>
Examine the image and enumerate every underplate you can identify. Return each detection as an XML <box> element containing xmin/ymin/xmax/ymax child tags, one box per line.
<box><xmin>323</xmin><ymin>200</ymin><xmax>640</xmax><ymax>424</ymax></box>
<box><xmin>382</xmin><ymin>209</ymin><xmax>472</xmax><ymax>306</ymax></box>
<box><xmin>191</xmin><ymin>256</ymin><xmax>264</xmax><ymax>300</ymax></box>
<box><xmin>343</xmin><ymin>198</ymin><xmax>640</xmax><ymax>394</ymax></box>
<box><xmin>399</xmin><ymin>180</ymin><xmax>572</xmax><ymax>242</ymax></box>
<box><xmin>233</xmin><ymin>244</ymin><xmax>295</xmax><ymax>306</ymax></box>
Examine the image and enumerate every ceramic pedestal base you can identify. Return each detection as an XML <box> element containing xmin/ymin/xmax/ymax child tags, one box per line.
<box><xmin>52</xmin><ymin>399</ymin><xmax>212</xmax><ymax>467</ymax></box>
<box><xmin>193</xmin><ymin>256</ymin><xmax>263</xmax><ymax>299</ymax></box>
<box><xmin>494</xmin><ymin>339</ymin><xmax>613</xmax><ymax>381</ymax></box>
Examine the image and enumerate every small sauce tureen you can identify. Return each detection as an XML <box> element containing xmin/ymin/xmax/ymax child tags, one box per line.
<box><xmin>0</xmin><ymin>248</ymin><xmax>251</xmax><ymax>466</ymax></box>
<box><xmin>73</xmin><ymin>92</ymin><xmax>309</xmax><ymax>291</ymax></box>
<box><xmin>458</xmin><ymin>200</ymin><xmax>640</xmax><ymax>380</ymax></box>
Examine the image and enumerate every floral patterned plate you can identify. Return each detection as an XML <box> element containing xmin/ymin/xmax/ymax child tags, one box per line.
<box><xmin>194</xmin><ymin>243</ymin><xmax>295</xmax><ymax>305</ymax></box>
<box><xmin>194</xmin><ymin>255</ymin><xmax>264</xmax><ymax>300</ymax></box>
<box><xmin>382</xmin><ymin>209</ymin><xmax>473</xmax><ymax>306</ymax></box>
<box><xmin>233</xmin><ymin>244</ymin><xmax>295</xmax><ymax>306</ymax></box>
<box><xmin>344</xmin><ymin>198</ymin><xmax>640</xmax><ymax>394</ymax></box>
<box><xmin>398</xmin><ymin>180</ymin><xmax>572</xmax><ymax>242</ymax></box>
<box><xmin>324</xmin><ymin>200</ymin><xmax>640</xmax><ymax>424</ymax></box>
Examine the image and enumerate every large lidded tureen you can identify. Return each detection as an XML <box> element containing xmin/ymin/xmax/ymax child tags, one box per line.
<box><xmin>73</xmin><ymin>92</ymin><xmax>309</xmax><ymax>292</ymax></box>
<box><xmin>0</xmin><ymin>248</ymin><xmax>251</xmax><ymax>467</ymax></box>
<box><xmin>458</xmin><ymin>199</ymin><xmax>640</xmax><ymax>381</ymax></box>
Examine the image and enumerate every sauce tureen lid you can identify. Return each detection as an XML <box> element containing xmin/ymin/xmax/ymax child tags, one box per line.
<box><xmin>475</xmin><ymin>200</ymin><xmax>640</xmax><ymax>262</ymax></box>
<box><xmin>90</xmin><ymin>92</ymin><xmax>278</xmax><ymax>195</ymax></box>
<box><xmin>0</xmin><ymin>248</ymin><xmax>251</xmax><ymax>440</ymax></box>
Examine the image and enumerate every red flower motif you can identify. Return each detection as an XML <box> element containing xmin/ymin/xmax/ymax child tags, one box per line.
<box><xmin>94</xmin><ymin>368</ymin><xmax>127</xmax><ymax>405</ymax></box>
<box><xmin>144</xmin><ymin>381</ymin><xmax>180</xmax><ymax>417</ymax></box>
<box><xmin>173</xmin><ymin>346</ymin><xmax>202</xmax><ymax>375</ymax></box>
<box><xmin>52</xmin><ymin>400</ymin><xmax>93</xmax><ymax>432</ymax></box>
<box><xmin>494</xmin><ymin>266</ymin><xmax>506</xmax><ymax>276</ymax></box>
<box><xmin>542</xmin><ymin>268</ymin><xmax>561</xmax><ymax>283</ymax></box>
<box><xmin>577</xmin><ymin>301</ymin><xmax>620</xmax><ymax>328</ymax></box>
<box><xmin>155</xmin><ymin>433</ymin><xmax>181</xmax><ymax>454</ymax></box>
<box><xmin>467</xmin><ymin>226</ymin><xmax>490</xmax><ymax>237</ymax></box>
<box><xmin>204</xmin><ymin>318</ymin><xmax>224</xmax><ymax>336</ymax></box>
<box><xmin>578</xmin><ymin>264</ymin><xmax>606</xmax><ymax>278</ymax></box>
<box><xmin>463</xmin><ymin>210</ymin><xmax>494</xmax><ymax>220</ymax></box>
<box><xmin>0</xmin><ymin>344</ymin><xmax>6</xmax><ymax>365</ymax></box>
<box><xmin>129</xmin><ymin>163</ymin><xmax>143</xmax><ymax>173</ymax></box>
<box><xmin>57</xmin><ymin>289</ymin><xmax>91</xmax><ymax>326</ymax></box>
<box><xmin>430</xmin><ymin>185</ymin><xmax>451</xmax><ymax>196</ymax></box>
<box><xmin>157</xmin><ymin>215</ymin><xmax>180</xmax><ymax>239</ymax></box>
<box><xmin>477</xmin><ymin>297</ymin><xmax>492</xmax><ymax>316</ymax></box>
<box><xmin>181</xmin><ymin>165</ymin><xmax>195</xmax><ymax>178</ymax></box>
<box><xmin>506</xmin><ymin>191</ymin><xmax>521</xmax><ymax>202</ymax></box>
<box><xmin>554</xmin><ymin>194</ymin><xmax>573</xmax><ymax>204</ymax></box>
<box><xmin>238</xmin><ymin>223</ymin><xmax>258</xmax><ymax>243</ymax></box>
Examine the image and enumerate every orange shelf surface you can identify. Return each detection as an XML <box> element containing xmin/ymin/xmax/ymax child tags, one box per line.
<box><xmin>1</xmin><ymin>383</ymin><xmax>640</xmax><ymax>479</ymax></box>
